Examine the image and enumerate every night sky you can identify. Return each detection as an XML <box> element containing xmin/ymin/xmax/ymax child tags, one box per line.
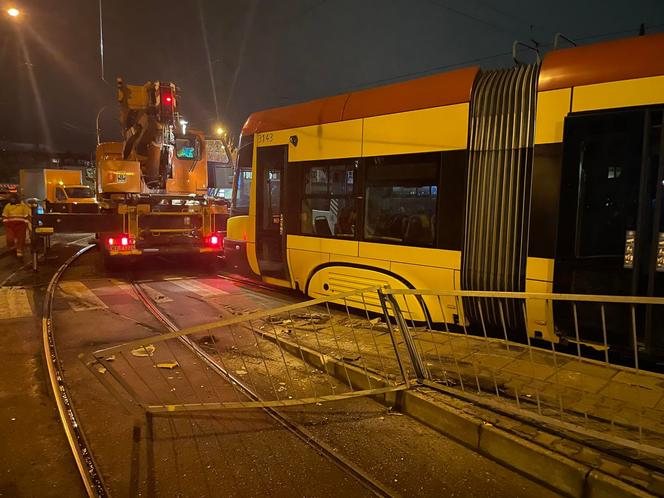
<box><xmin>1</xmin><ymin>0</ymin><xmax>663</xmax><ymax>152</ymax></box>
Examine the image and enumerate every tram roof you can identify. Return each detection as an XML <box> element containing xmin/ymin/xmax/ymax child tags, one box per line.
<box><xmin>539</xmin><ymin>32</ymin><xmax>664</xmax><ymax>92</ymax></box>
<box><xmin>242</xmin><ymin>66</ymin><xmax>478</xmax><ymax>136</ymax></box>
<box><xmin>242</xmin><ymin>33</ymin><xmax>664</xmax><ymax>136</ymax></box>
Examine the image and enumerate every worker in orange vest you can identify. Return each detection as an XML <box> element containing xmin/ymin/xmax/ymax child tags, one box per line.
<box><xmin>2</xmin><ymin>194</ymin><xmax>31</xmax><ymax>258</ymax></box>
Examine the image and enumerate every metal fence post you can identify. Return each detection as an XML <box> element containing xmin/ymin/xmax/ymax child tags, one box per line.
<box><xmin>378</xmin><ymin>288</ymin><xmax>410</xmax><ymax>387</ymax></box>
<box><xmin>378</xmin><ymin>288</ymin><xmax>429</xmax><ymax>382</ymax></box>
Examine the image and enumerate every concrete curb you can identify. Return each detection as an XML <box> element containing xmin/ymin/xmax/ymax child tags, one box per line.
<box><xmin>257</xmin><ymin>328</ymin><xmax>660</xmax><ymax>498</ymax></box>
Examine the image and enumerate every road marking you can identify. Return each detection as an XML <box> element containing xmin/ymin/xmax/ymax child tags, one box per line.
<box><xmin>94</xmin><ymin>279</ymin><xmax>139</xmax><ymax>300</ymax></box>
<box><xmin>140</xmin><ymin>284</ymin><xmax>173</xmax><ymax>303</ymax></box>
<box><xmin>0</xmin><ymin>287</ymin><xmax>32</xmax><ymax>319</ymax></box>
<box><xmin>58</xmin><ymin>281</ymin><xmax>108</xmax><ymax>311</ymax></box>
<box><xmin>170</xmin><ymin>279</ymin><xmax>228</xmax><ymax>297</ymax></box>
<box><xmin>0</xmin><ymin>262</ymin><xmax>31</xmax><ymax>287</ymax></box>
<box><xmin>66</xmin><ymin>235</ymin><xmax>94</xmax><ymax>247</ymax></box>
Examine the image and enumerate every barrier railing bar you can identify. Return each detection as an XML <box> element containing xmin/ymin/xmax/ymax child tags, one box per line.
<box><xmin>286</xmin><ymin>309</ymin><xmax>321</xmax><ymax>400</ymax></box>
<box><xmin>631</xmin><ymin>304</ymin><xmax>640</xmax><ymax>371</ymax></box>
<box><xmin>381</xmin><ymin>288</ymin><xmax>664</xmax><ymax>305</ymax></box>
<box><xmin>455</xmin><ymin>295</ymin><xmax>482</xmax><ymax>393</ymax></box>
<box><xmin>324</xmin><ymin>302</ymin><xmax>358</xmax><ymax>389</ymax></box>
<box><xmin>94</xmin><ymin>286</ymin><xmax>382</xmax><ymax>357</ymax></box>
<box><xmin>377</xmin><ymin>289</ymin><xmax>410</xmax><ymax>388</ymax></box>
<box><xmin>387</xmin><ymin>294</ymin><xmax>428</xmax><ymax>381</ymax></box>
<box><xmin>437</xmin><ymin>295</ymin><xmax>465</xmax><ymax>391</ymax></box>
<box><xmin>600</xmin><ymin>304</ymin><xmax>610</xmax><ymax>366</ymax></box>
<box><xmin>146</xmin><ymin>385</ymin><xmax>408</xmax><ymax>413</ymax></box>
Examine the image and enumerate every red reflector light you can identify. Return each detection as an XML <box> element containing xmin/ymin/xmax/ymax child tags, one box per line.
<box><xmin>164</xmin><ymin>96</ymin><xmax>172</xmax><ymax>104</ymax></box>
<box><xmin>205</xmin><ymin>233</ymin><xmax>222</xmax><ymax>247</ymax></box>
<box><xmin>120</xmin><ymin>236</ymin><xmax>129</xmax><ymax>246</ymax></box>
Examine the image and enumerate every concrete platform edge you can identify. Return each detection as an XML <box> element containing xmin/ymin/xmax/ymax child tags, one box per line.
<box><xmin>258</xmin><ymin>329</ymin><xmax>659</xmax><ymax>498</ymax></box>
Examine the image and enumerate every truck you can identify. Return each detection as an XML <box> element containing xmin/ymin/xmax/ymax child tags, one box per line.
<box><xmin>19</xmin><ymin>169</ymin><xmax>98</xmax><ymax>213</ymax></box>
<box><xmin>95</xmin><ymin>78</ymin><xmax>229</xmax><ymax>267</ymax></box>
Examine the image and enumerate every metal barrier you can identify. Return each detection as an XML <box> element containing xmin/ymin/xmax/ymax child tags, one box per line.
<box><xmin>85</xmin><ymin>282</ymin><xmax>664</xmax><ymax>463</ymax></box>
<box><xmin>85</xmin><ymin>286</ymin><xmax>409</xmax><ymax>414</ymax></box>
<box><xmin>379</xmin><ymin>288</ymin><xmax>664</xmax><ymax>461</ymax></box>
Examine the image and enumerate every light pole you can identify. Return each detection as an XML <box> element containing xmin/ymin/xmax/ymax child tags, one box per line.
<box><xmin>96</xmin><ymin>106</ymin><xmax>107</xmax><ymax>145</ymax></box>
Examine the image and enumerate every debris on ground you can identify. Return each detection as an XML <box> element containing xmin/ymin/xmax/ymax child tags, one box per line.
<box><xmin>97</xmin><ymin>365</ymin><xmax>107</xmax><ymax>374</ymax></box>
<box><xmin>290</xmin><ymin>312</ymin><xmax>328</xmax><ymax>324</ymax></box>
<box><xmin>156</xmin><ymin>362</ymin><xmax>179</xmax><ymax>369</ymax></box>
<box><xmin>131</xmin><ymin>344</ymin><xmax>156</xmax><ymax>357</ymax></box>
<box><xmin>105</xmin><ymin>355</ymin><xmax>115</xmax><ymax>362</ymax></box>
<box><xmin>235</xmin><ymin>369</ymin><xmax>248</xmax><ymax>376</ymax></box>
<box><xmin>342</xmin><ymin>355</ymin><xmax>361</xmax><ymax>362</ymax></box>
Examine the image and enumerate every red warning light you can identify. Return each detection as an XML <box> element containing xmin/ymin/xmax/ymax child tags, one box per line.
<box><xmin>160</xmin><ymin>87</ymin><xmax>174</xmax><ymax>105</ymax></box>
<box><xmin>120</xmin><ymin>236</ymin><xmax>129</xmax><ymax>246</ymax></box>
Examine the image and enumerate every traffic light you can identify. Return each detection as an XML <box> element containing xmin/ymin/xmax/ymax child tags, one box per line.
<box><xmin>159</xmin><ymin>84</ymin><xmax>176</xmax><ymax>121</ymax></box>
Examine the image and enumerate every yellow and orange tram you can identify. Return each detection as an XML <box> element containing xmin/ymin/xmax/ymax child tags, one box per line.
<box><xmin>225</xmin><ymin>33</ymin><xmax>664</xmax><ymax>356</ymax></box>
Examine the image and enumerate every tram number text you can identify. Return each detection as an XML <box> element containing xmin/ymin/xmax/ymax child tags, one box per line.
<box><xmin>256</xmin><ymin>132</ymin><xmax>274</xmax><ymax>145</ymax></box>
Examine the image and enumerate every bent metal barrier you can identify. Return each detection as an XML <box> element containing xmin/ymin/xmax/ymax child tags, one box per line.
<box><xmin>84</xmin><ymin>286</ymin><xmax>410</xmax><ymax>414</ymax></box>
<box><xmin>85</xmin><ymin>284</ymin><xmax>664</xmax><ymax>463</ymax></box>
<box><xmin>380</xmin><ymin>288</ymin><xmax>664</xmax><ymax>463</ymax></box>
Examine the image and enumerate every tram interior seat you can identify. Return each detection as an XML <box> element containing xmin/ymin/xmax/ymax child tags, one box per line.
<box><xmin>314</xmin><ymin>216</ymin><xmax>333</xmax><ymax>236</ymax></box>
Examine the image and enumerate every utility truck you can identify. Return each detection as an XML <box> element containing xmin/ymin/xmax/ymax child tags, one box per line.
<box><xmin>20</xmin><ymin>168</ymin><xmax>98</xmax><ymax>213</ymax></box>
<box><xmin>95</xmin><ymin>78</ymin><xmax>228</xmax><ymax>267</ymax></box>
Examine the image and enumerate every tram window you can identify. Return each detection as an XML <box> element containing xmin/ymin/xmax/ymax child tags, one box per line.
<box><xmin>364</xmin><ymin>156</ymin><xmax>439</xmax><ymax>247</ymax></box>
<box><xmin>232</xmin><ymin>135</ymin><xmax>253</xmax><ymax>213</ymax></box>
<box><xmin>236</xmin><ymin>169</ymin><xmax>252</xmax><ymax>210</ymax></box>
<box><xmin>575</xmin><ymin>117</ymin><xmax>643</xmax><ymax>258</ymax></box>
<box><xmin>300</xmin><ymin>161</ymin><xmax>356</xmax><ymax>238</ymax></box>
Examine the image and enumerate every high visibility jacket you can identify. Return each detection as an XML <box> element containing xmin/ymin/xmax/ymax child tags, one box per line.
<box><xmin>2</xmin><ymin>202</ymin><xmax>31</xmax><ymax>223</ymax></box>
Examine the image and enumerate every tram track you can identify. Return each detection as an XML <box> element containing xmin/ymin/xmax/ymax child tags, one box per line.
<box><xmin>42</xmin><ymin>244</ymin><xmax>107</xmax><ymax>497</ymax></box>
<box><xmin>130</xmin><ymin>279</ymin><xmax>399</xmax><ymax>498</ymax></box>
<box><xmin>45</xmin><ymin>247</ymin><xmax>397</xmax><ymax>497</ymax></box>
<box><xmin>44</xmin><ymin>254</ymin><xmax>553</xmax><ymax>497</ymax></box>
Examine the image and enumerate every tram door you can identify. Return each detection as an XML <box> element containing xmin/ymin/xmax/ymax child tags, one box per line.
<box><xmin>554</xmin><ymin>108</ymin><xmax>664</xmax><ymax>354</ymax></box>
<box><xmin>255</xmin><ymin>145</ymin><xmax>289</xmax><ymax>280</ymax></box>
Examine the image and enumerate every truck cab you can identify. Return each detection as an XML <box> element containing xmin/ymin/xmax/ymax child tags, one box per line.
<box><xmin>51</xmin><ymin>184</ymin><xmax>98</xmax><ymax>212</ymax></box>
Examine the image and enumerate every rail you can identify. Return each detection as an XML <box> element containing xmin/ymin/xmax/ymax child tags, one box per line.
<box><xmin>42</xmin><ymin>244</ymin><xmax>107</xmax><ymax>497</ymax></box>
<box><xmin>87</xmin><ymin>285</ymin><xmax>409</xmax><ymax>413</ymax></box>
<box><xmin>127</xmin><ymin>283</ymin><xmax>397</xmax><ymax>497</ymax></box>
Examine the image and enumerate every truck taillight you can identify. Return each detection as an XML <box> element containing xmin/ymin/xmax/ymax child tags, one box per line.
<box><xmin>106</xmin><ymin>234</ymin><xmax>134</xmax><ymax>251</ymax></box>
<box><xmin>205</xmin><ymin>233</ymin><xmax>223</xmax><ymax>247</ymax></box>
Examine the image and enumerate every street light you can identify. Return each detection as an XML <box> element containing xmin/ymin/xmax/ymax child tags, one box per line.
<box><xmin>215</xmin><ymin>126</ymin><xmax>224</xmax><ymax>136</ymax></box>
<box><xmin>7</xmin><ymin>7</ymin><xmax>20</xmax><ymax>17</ymax></box>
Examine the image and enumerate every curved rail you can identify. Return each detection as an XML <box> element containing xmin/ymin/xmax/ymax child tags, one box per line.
<box><xmin>131</xmin><ymin>280</ymin><xmax>398</xmax><ymax>498</ymax></box>
<box><xmin>42</xmin><ymin>244</ymin><xmax>107</xmax><ymax>497</ymax></box>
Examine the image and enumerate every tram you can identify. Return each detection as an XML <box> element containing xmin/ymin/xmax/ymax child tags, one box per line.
<box><xmin>225</xmin><ymin>33</ymin><xmax>664</xmax><ymax>356</ymax></box>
